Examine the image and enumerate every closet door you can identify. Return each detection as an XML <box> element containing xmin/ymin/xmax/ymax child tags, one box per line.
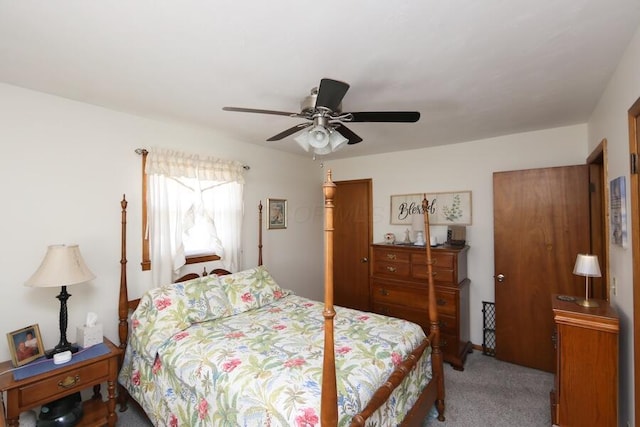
<box><xmin>493</xmin><ymin>165</ymin><xmax>589</xmax><ymax>372</ymax></box>
<box><xmin>333</xmin><ymin>179</ymin><xmax>372</xmax><ymax>312</ymax></box>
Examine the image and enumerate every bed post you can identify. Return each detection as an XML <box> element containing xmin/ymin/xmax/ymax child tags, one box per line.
<box><xmin>118</xmin><ymin>195</ymin><xmax>129</xmax><ymax>351</ymax></box>
<box><xmin>422</xmin><ymin>194</ymin><xmax>445</xmax><ymax>420</ymax></box>
<box><xmin>117</xmin><ymin>195</ymin><xmax>129</xmax><ymax>411</ymax></box>
<box><xmin>258</xmin><ymin>200</ymin><xmax>263</xmax><ymax>266</ymax></box>
<box><xmin>321</xmin><ymin>170</ymin><xmax>338</xmax><ymax>426</ymax></box>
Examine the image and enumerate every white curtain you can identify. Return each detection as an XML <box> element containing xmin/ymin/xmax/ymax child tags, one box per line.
<box><xmin>146</xmin><ymin>148</ymin><xmax>245</xmax><ymax>288</ymax></box>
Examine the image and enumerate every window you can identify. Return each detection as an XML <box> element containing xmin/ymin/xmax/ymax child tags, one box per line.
<box><xmin>138</xmin><ymin>149</ymin><xmax>246</xmax><ymax>287</ymax></box>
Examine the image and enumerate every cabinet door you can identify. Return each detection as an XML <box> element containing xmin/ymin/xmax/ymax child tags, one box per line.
<box><xmin>558</xmin><ymin>324</ymin><xmax>617</xmax><ymax>427</ymax></box>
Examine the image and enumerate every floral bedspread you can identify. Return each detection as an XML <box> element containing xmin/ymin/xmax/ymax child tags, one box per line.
<box><xmin>119</xmin><ymin>266</ymin><xmax>432</xmax><ymax>426</ymax></box>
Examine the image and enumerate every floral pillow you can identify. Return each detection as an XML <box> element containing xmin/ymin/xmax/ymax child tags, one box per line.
<box><xmin>217</xmin><ymin>265</ymin><xmax>290</xmax><ymax>314</ymax></box>
<box><xmin>129</xmin><ymin>274</ymin><xmax>232</xmax><ymax>361</ymax></box>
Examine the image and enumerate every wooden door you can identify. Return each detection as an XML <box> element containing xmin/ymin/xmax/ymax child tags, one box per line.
<box><xmin>493</xmin><ymin>165</ymin><xmax>590</xmax><ymax>372</ymax></box>
<box><xmin>333</xmin><ymin>179</ymin><xmax>372</xmax><ymax>311</ymax></box>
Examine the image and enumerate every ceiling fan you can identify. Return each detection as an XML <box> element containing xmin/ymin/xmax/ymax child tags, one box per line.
<box><xmin>223</xmin><ymin>78</ymin><xmax>420</xmax><ymax>155</ymax></box>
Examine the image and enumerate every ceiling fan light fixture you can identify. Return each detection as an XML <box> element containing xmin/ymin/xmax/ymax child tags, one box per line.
<box><xmin>294</xmin><ymin>132</ymin><xmax>311</xmax><ymax>152</ymax></box>
<box><xmin>307</xmin><ymin>125</ymin><xmax>330</xmax><ymax>148</ymax></box>
<box><xmin>294</xmin><ymin>125</ymin><xmax>347</xmax><ymax>156</ymax></box>
<box><xmin>329</xmin><ymin>129</ymin><xmax>348</xmax><ymax>152</ymax></box>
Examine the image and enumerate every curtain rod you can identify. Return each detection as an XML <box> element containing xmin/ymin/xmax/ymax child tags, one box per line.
<box><xmin>135</xmin><ymin>148</ymin><xmax>250</xmax><ymax>170</ymax></box>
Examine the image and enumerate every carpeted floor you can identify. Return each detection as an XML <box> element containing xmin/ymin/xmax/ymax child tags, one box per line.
<box><xmin>424</xmin><ymin>350</ymin><xmax>553</xmax><ymax>427</ymax></box>
<box><xmin>116</xmin><ymin>350</ymin><xmax>553</xmax><ymax>426</ymax></box>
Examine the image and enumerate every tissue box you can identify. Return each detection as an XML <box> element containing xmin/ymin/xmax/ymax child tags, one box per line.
<box><xmin>77</xmin><ymin>323</ymin><xmax>103</xmax><ymax>348</ymax></box>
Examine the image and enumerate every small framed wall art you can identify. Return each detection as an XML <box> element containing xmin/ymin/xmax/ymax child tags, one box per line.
<box><xmin>390</xmin><ymin>191</ymin><xmax>472</xmax><ymax>226</ymax></box>
<box><xmin>7</xmin><ymin>324</ymin><xmax>45</xmax><ymax>367</ymax></box>
<box><xmin>267</xmin><ymin>198</ymin><xmax>287</xmax><ymax>230</ymax></box>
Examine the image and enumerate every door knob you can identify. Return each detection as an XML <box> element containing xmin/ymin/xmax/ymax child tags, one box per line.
<box><xmin>496</xmin><ymin>274</ymin><xmax>505</xmax><ymax>282</ymax></box>
<box><xmin>361</xmin><ymin>257</ymin><xmax>368</xmax><ymax>263</ymax></box>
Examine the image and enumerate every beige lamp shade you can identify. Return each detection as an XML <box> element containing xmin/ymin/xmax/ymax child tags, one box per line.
<box><xmin>25</xmin><ymin>244</ymin><xmax>95</xmax><ymax>288</ymax></box>
<box><xmin>573</xmin><ymin>253</ymin><xmax>601</xmax><ymax>308</ymax></box>
<box><xmin>573</xmin><ymin>254</ymin><xmax>601</xmax><ymax>278</ymax></box>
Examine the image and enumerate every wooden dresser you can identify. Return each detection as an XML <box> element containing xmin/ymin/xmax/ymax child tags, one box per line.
<box><xmin>370</xmin><ymin>243</ymin><xmax>471</xmax><ymax>370</ymax></box>
<box><xmin>550</xmin><ymin>295</ymin><xmax>619</xmax><ymax>427</ymax></box>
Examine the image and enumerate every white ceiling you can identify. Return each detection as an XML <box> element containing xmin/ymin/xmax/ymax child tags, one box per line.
<box><xmin>1</xmin><ymin>1</ymin><xmax>639</xmax><ymax>159</ymax></box>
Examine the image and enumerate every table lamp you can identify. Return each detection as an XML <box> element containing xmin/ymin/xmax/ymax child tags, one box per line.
<box><xmin>25</xmin><ymin>244</ymin><xmax>95</xmax><ymax>357</ymax></box>
<box><xmin>572</xmin><ymin>253</ymin><xmax>601</xmax><ymax>308</ymax></box>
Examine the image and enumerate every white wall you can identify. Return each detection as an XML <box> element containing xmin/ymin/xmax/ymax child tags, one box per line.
<box><xmin>326</xmin><ymin>124</ymin><xmax>587</xmax><ymax>349</ymax></box>
<box><xmin>588</xmin><ymin>24</ymin><xmax>640</xmax><ymax>427</ymax></box>
<box><xmin>0</xmin><ymin>83</ymin><xmax>324</xmax><ymax>362</ymax></box>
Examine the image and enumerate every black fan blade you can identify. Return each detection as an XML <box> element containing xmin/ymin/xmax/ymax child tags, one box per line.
<box><xmin>223</xmin><ymin>106</ymin><xmax>302</xmax><ymax>118</ymax></box>
<box><xmin>266</xmin><ymin>123</ymin><xmax>312</xmax><ymax>141</ymax></box>
<box><xmin>315</xmin><ymin>78</ymin><xmax>350</xmax><ymax>111</ymax></box>
<box><xmin>349</xmin><ymin>111</ymin><xmax>420</xmax><ymax>123</ymax></box>
<box><xmin>334</xmin><ymin>124</ymin><xmax>363</xmax><ymax>145</ymax></box>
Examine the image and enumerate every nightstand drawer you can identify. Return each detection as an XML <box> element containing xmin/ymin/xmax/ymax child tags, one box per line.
<box><xmin>371</xmin><ymin>281</ymin><xmax>427</xmax><ymax>310</ymax></box>
<box><xmin>18</xmin><ymin>359</ymin><xmax>110</xmax><ymax>407</ymax></box>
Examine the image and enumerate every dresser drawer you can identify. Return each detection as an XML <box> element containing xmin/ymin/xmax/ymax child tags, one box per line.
<box><xmin>373</xmin><ymin>248</ymin><xmax>411</xmax><ymax>263</ymax></box>
<box><xmin>440</xmin><ymin>332</ymin><xmax>456</xmax><ymax>355</ymax></box>
<box><xmin>372</xmin><ymin>260</ymin><xmax>411</xmax><ymax>279</ymax></box>
<box><xmin>18</xmin><ymin>359</ymin><xmax>110</xmax><ymax>407</ymax></box>
<box><xmin>412</xmin><ymin>252</ymin><xmax>454</xmax><ymax>269</ymax></box>
<box><xmin>434</xmin><ymin>290</ymin><xmax>457</xmax><ymax>316</ymax></box>
<box><xmin>372</xmin><ymin>302</ymin><xmax>429</xmax><ymax>330</ymax></box>
<box><xmin>438</xmin><ymin>313</ymin><xmax>457</xmax><ymax>335</ymax></box>
<box><xmin>371</xmin><ymin>281</ymin><xmax>427</xmax><ymax>310</ymax></box>
<box><xmin>412</xmin><ymin>264</ymin><xmax>455</xmax><ymax>283</ymax></box>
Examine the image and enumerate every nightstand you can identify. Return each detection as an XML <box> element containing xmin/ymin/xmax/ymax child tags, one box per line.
<box><xmin>0</xmin><ymin>337</ymin><xmax>121</xmax><ymax>427</ymax></box>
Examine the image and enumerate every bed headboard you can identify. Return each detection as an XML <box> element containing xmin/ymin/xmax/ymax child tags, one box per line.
<box><xmin>117</xmin><ymin>196</ymin><xmax>264</xmax><ymax>354</ymax></box>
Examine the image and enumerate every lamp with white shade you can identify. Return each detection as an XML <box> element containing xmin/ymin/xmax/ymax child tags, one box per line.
<box><xmin>25</xmin><ymin>244</ymin><xmax>95</xmax><ymax>357</ymax></box>
<box><xmin>572</xmin><ymin>253</ymin><xmax>601</xmax><ymax>308</ymax></box>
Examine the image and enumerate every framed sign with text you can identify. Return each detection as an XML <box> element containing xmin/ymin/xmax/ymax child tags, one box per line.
<box><xmin>390</xmin><ymin>191</ymin><xmax>472</xmax><ymax>225</ymax></box>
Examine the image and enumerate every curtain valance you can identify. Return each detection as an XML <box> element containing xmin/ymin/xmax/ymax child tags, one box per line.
<box><xmin>146</xmin><ymin>148</ymin><xmax>246</xmax><ymax>184</ymax></box>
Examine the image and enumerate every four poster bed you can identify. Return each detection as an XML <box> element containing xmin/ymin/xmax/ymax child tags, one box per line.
<box><xmin>116</xmin><ymin>171</ymin><xmax>445</xmax><ymax>426</ymax></box>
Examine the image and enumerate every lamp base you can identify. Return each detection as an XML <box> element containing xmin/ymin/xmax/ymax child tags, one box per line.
<box><xmin>46</xmin><ymin>344</ymin><xmax>79</xmax><ymax>359</ymax></box>
<box><xmin>575</xmin><ymin>298</ymin><xmax>600</xmax><ymax>308</ymax></box>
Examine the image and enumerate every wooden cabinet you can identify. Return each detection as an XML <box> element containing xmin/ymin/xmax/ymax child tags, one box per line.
<box><xmin>0</xmin><ymin>337</ymin><xmax>121</xmax><ymax>427</ymax></box>
<box><xmin>370</xmin><ymin>243</ymin><xmax>471</xmax><ymax>370</ymax></box>
<box><xmin>550</xmin><ymin>296</ymin><xmax>619</xmax><ymax>426</ymax></box>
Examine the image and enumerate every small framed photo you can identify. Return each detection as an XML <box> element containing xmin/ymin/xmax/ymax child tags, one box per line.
<box><xmin>7</xmin><ymin>324</ymin><xmax>45</xmax><ymax>367</ymax></box>
<box><xmin>267</xmin><ymin>198</ymin><xmax>287</xmax><ymax>230</ymax></box>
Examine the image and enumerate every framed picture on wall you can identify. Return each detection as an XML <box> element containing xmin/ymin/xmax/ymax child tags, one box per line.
<box><xmin>390</xmin><ymin>191</ymin><xmax>472</xmax><ymax>225</ymax></box>
<box><xmin>6</xmin><ymin>324</ymin><xmax>45</xmax><ymax>367</ymax></box>
<box><xmin>267</xmin><ymin>198</ymin><xmax>287</xmax><ymax>230</ymax></box>
<box><xmin>610</xmin><ymin>176</ymin><xmax>627</xmax><ymax>247</ymax></box>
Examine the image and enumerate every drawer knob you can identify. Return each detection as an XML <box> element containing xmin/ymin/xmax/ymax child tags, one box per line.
<box><xmin>58</xmin><ymin>375</ymin><xmax>80</xmax><ymax>389</ymax></box>
<box><xmin>379</xmin><ymin>288</ymin><xmax>389</xmax><ymax>296</ymax></box>
<box><xmin>385</xmin><ymin>266</ymin><xmax>397</xmax><ymax>273</ymax></box>
<box><xmin>436</xmin><ymin>298</ymin><xmax>447</xmax><ymax>306</ymax></box>
<box><xmin>385</xmin><ymin>253</ymin><xmax>397</xmax><ymax>260</ymax></box>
